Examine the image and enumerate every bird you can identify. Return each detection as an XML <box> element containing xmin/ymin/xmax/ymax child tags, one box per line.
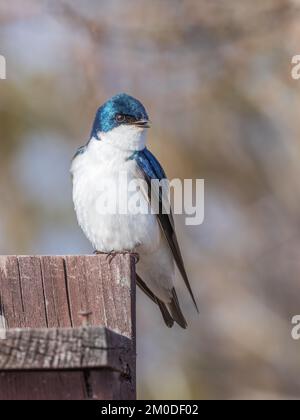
<box><xmin>71</xmin><ymin>93</ymin><xmax>198</xmax><ymax>328</ymax></box>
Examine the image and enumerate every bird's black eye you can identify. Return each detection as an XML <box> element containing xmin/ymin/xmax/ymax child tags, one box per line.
<box><xmin>116</xmin><ymin>114</ymin><xmax>126</xmax><ymax>123</ymax></box>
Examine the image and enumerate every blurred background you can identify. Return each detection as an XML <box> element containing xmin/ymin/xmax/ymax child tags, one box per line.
<box><xmin>1</xmin><ymin>0</ymin><xmax>300</xmax><ymax>399</ymax></box>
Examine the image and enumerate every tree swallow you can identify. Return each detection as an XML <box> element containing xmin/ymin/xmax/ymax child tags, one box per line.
<box><xmin>71</xmin><ymin>93</ymin><xmax>198</xmax><ymax>328</ymax></box>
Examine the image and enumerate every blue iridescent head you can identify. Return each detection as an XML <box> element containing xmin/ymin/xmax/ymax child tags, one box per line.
<box><xmin>90</xmin><ymin>93</ymin><xmax>150</xmax><ymax>139</ymax></box>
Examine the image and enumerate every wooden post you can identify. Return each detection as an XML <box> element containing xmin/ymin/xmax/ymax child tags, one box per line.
<box><xmin>0</xmin><ymin>254</ymin><xmax>136</xmax><ymax>400</ymax></box>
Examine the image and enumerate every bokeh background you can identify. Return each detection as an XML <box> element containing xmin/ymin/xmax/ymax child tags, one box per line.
<box><xmin>1</xmin><ymin>0</ymin><xmax>300</xmax><ymax>399</ymax></box>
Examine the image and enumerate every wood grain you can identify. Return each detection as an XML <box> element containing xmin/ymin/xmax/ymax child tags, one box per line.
<box><xmin>0</xmin><ymin>371</ymin><xmax>88</xmax><ymax>400</ymax></box>
<box><xmin>40</xmin><ymin>256</ymin><xmax>72</xmax><ymax>328</ymax></box>
<box><xmin>64</xmin><ymin>254</ymin><xmax>134</xmax><ymax>337</ymax></box>
<box><xmin>0</xmin><ymin>255</ymin><xmax>136</xmax><ymax>400</ymax></box>
<box><xmin>0</xmin><ymin>327</ymin><xmax>131</xmax><ymax>371</ymax></box>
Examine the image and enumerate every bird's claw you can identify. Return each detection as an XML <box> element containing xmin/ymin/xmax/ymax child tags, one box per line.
<box><xmin>94</xmin><ymin>250</ymin><xmax>139</xmax><ymax>264</ymax></box>
<box><xmin>106</xmin><ymin>251</ymin><xmax>117</xmax><ymax>264</ymax></box>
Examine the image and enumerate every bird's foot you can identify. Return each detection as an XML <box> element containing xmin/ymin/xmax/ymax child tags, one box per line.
<box><xmin>94</xmin><ymin>250</ymin><xmax>116</xmax><ymax>263</ymax></box>
<box><xmin>125</xmin><ymin>251</ymin><xmax>140</xmax><ymax>264</ymax></box>
<box><xmin>94</xmin><ymin>250</ymin><xmax>139</xmax><ymax>264</ymax></box>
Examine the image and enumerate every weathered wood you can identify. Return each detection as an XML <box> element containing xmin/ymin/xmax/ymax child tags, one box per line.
<box><xmin>41</xmin><ymin>256</ymin><xmax>72</xmax><ymax>328</ymax></box>
<box><xmin>0</xmin><ymin>369</ymin><xmax>134</xmax><ymax>400</ymax></box>
<box><xmin>0</xmin><ymin>255</ymin><xmax>135</xmax><ymax>337</ymax></box>
<box><xmin>64</xmin><ymin>254</ymin><xmax>135</xmax><ymax>337</ymax></box>
<box><xmin>0</xmin><ymin>256</ymin><xmax>26</xmax><ymax>328</ymax></box>
<box><xmin>0</xmin><ymin>371</ymin><xmax>88</xmax><ymax>400</ymax></box>
<box><xmin>0</xmin><ymin>327</ymin><xmax>131</xmax><ymax>371</ymax></box>
<box><xmin>17</xmin><ymin>256</ymin><xmax>48</xmax><ymax>328</ymax></box>
<box><xmin>0</xmin><ymin>255</ymin><xmax>136</xmax><ymax>400</ymax></box>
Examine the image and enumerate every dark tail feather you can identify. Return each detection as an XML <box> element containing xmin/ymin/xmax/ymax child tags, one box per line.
<box><xmin>168</xmin><ymin>288</ymin><xmax>188</xmax><ymax>329</ymax></box>
<box><xmin>157</xmin><ymin>300</ymin><xmax>174</xmax><ymax>328</ymax></box>
<box><xmin>136</xmin><ymin>275</ymin><xmax>157</xmax><ymax>304</ymax></box>
<box><xmin>136</xmin><ymin>275</ymin><xmax>174</xmax><ymax>328</ymax></box>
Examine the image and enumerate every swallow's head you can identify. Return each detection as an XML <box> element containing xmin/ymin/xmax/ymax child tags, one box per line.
<box><xmin>90</xmin><ymin>93</ymin><xmax>150</xmax><ymax>151</ymax></box>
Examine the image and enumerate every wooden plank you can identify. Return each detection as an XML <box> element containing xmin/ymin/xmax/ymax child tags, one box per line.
<box><xmin>0</xmin><ymin>371</ymin><xmax>87</xmax><ymax>400</ymax></box>
<box><xmin>0</xmin><ymin>256</ymin><xmax>26</xmax><ymax>328</ymax></box>
<box><xmin>98</xmin><ymin>253</ymin><xmax>135</xmax><ymax>338</ymax></box>
<box><xmin>40</xmin><ymin>256</ymin><xmax>72</xmax><ymax>328</ymax></box>
<box><xmin>17</xmin><ymin>256</ymin><xmax>47</xmax><ymax>328</ymax></box>
<box><xmin>0</xmin><ymin>254</ymin><xmax>137</xmax><ymax>400</ymax></box>
<box><xmin>88</xmin><ymin>370</ymin><xmax>135</xmax><ymax>400</ymax></box>
<box><xmin>64</xmin><ymin>254</ymin><xmax>135</xmax><ymax>338</ymax></box>
<box><xmin>0</xmin><ymin>255</ymin><xmax>136</xmax><ymax>334</ymax></box>
<box><xmin>0</xmin><ymin>327</ymin><xmax>131</xmax><ymax>371</ymax></box>
<box><xmin>64</xmin><ymin>255</ymin><xmax>101</xmax><ymax>328</ymax></box>
<box><xmin>0</xmin><ymin>369</ymin><xmax>134</xmax><ymax>400</ymax></box>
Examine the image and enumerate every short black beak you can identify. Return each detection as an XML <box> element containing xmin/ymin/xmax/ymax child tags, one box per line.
<box><xmin>132</xmin><ymin>119</ymin><xmax>151</xmax><ymax>128</ymax></box>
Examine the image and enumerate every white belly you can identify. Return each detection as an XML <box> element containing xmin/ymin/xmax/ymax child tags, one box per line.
<box><xmin>71</xmin><ymin>138</ymin><xmax>176</xmax><ymax>303</ymax></box>
<box><xmin>72</xmin><ymin>145</ymin><xmax>161</xmax><ymax>253</ymax></box>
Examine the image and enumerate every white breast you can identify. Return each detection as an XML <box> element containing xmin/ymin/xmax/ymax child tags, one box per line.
<box><xmin>71</xmin><ymin>137</ymin><xmax>161</xmax><ymax>253</ymax></box>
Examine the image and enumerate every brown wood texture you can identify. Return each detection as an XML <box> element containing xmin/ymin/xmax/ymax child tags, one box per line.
<box><xmin>0</xmin><ymin>369</ymin><xmax>133</xmax><ymax>400</ymax></box>
<box><xmin>0</xmin><ymin>371</ymin><xmax>89</xmax><ymax>400</ymax></box>
<box><xmin>0</xmin><ymin>255</ymin><xmax>136</xmax><ymax>400</ymax></box>
<box><xmin>0</xmin><ymin>327</ymin><xmax>131</xmax><ymax>371</ymax></box>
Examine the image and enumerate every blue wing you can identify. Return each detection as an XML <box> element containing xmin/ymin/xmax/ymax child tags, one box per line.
<box><xmin>133</xmin><ymin>148</ymin><xmax>198</xmax><ymax>312</ymax></box>
<box><xmin>134</xmin><ymin>148</ymin><xmax>167</xmax><ymax>179</ymax></box>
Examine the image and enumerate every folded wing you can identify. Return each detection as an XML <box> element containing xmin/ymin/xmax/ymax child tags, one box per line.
<box><xmin>133</xmin><ymin>148</ymin><xmax>199</xmax><ymax>312</ymax></box>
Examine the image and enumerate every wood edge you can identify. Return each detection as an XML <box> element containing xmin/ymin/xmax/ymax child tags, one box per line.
<box><xmin>0</xmin><ymin>326</ymin><xmax>132</xmax><ymax>372</ymax></box>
